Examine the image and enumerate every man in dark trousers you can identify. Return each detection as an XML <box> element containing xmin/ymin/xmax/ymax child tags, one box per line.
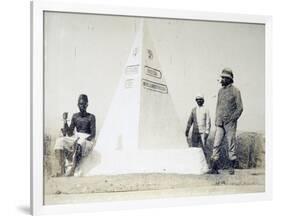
<box><xmin>54</xmin><ymin>94</ymin><xmax>96</xmax><ymax>176</ymax></box>
<box><xmin>185</xmin><ymin>94</ymin><xmax>211</xmax><ymax>154</ymax></box>
<box><xmin>209</xmin><ymin>68</ymin><xmax>243</xmax><ymax>175</ymax></box>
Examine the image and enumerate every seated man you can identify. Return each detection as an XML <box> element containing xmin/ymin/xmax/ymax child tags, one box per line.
<box><xmin>54</xmin><ymin>94</ymin><xmax>96</xmax><ymax>176</ymax></box>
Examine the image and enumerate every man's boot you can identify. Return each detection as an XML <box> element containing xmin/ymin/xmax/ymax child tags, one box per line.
<box><xmin>207</xmin><ymin>159</ymin><xmax>219</xmax><ymax>174</ymax></box>
<box><xmin>229</xmin><ymin>160</ymin><xmax>235</xmax><ymax>175</ymax></box>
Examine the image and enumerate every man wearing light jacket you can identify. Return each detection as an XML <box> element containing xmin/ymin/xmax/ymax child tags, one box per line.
<box><xmin>209</xmin><ymin>68</ymin><xmax>243</xmax><ymax>175</ymax></box>
<box><xmin>185</xmin><ymin>94</ymin><xmax>211</xmax><ymax>152</ymax></box>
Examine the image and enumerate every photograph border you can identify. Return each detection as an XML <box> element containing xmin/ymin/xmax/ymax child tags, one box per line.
<box><xmin>31</xmin><ymin>1</ymin><xmax>272</xmax><ymax>215</ymax></box>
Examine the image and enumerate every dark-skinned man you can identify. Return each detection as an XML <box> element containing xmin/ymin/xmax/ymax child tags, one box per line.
<box><xmin>208</xmin><ymin>68</ymin><xmax>243</xmax><ymax>175</ymax></box>
<box><xmin>185</xmin><ymin>94</ymin><xmax>211</xmax><ymax>158</ymax></box>
<box><xmin>54</xmin><ymin>94</ymin><xmax>96</xmax><ymax>176</ymax></box>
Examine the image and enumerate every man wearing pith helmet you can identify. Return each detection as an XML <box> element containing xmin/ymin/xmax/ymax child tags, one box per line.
<box><xmin>208</xmin><ymin>68</ymin><xmax>243</xmax><ymax>175</ymax></box>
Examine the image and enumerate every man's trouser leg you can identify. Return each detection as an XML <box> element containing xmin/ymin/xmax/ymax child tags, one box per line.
<box><xmin>212</xmin><ymin>126</ymin><xmax>225</xmax><ymax>161</ymax></box>
<box><xmin>207</xmin><ymin>126</ymin><xmax>224</xmax><ymax>174</ymax></box>
<box><xmin>191</xmin><ymin>131</ymin><xmax>202</xmax><ymax>147</ymax></box>
<box><xmin>224</xmin><ymin>121</ymin><xmax>237</xmax><ymax>161</ymax></box>
<box><xmin>224</xmin><ymin>121</ymin><xmax>237</xmax><ymax>174</ymax></box>
<box><xmin>54</xmin><ymin>137</ymin><xmax>75</xmax><ymax>176</ymax></box>
<box><xmin>199</xmin><ymin>133</ymin><xmax>208</xmax><ymax>159</ymax></box>
<box><xmin>200</xmin><ymin>133</ymin><xmax>206</xmax><ymax>146</ymax></box>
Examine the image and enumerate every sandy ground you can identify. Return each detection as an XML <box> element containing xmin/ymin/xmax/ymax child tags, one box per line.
<box><xmin>45</xmin><ymin>185</ymin><xmax>264</xmax><ymax>205</ymax></box>
<box><xmin>44</xmin><ymin>168</ymin><xmax>265</xmax><ymax>205</ymax></box>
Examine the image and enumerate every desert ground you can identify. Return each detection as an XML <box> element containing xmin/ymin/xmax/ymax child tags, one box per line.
<box><xmin>44</xmin><ymin>131</ymin><xmax>265</xmax><ymax>205</ymax></box>
<box><xmin>44</xmin><ymin>168</ymin><xmax>264</xmax><ymax>205</ymax></box>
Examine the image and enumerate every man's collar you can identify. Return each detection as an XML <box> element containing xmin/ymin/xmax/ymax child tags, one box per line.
<box><xmin>79</xmin><ymin>112</ymin><xmax>88</xmax><ymax>117</ymax></box>
<box><xmin>197</xmin><ymin>105</ymin><xmax>204</xmax><ymax>108</ymax></box>
<box><xmin>222</xmin><ymin>83</ymin><xmax>232</xmax><ymax>89</ymax></box>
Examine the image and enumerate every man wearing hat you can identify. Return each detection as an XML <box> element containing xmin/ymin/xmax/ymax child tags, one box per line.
<box><xmin>54</xmin><ymin>94</ymin><xmax>96</xmax><ymax>176</ymax></box>
<box><xmin>185</xmin><ymin>94</ymin><xmax>211</xmax><ymax>153</ymax></box>
<box><xmin>208</xmin><ymin>68</ymin><xmax>243</xmax><ymax>175</ymax></box>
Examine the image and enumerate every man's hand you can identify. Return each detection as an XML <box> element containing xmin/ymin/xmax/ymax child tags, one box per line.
<box><xmin>62</xmin><ymin>112</ymin><xmax>68</xmax><ymax>123</ymax></box>
<box><xmin>186</xmin><ymin>138</ymin><xmax>191</xmax><ymax>147</ymax></box>
<box><xmin>61</xmin><ymin>128</ymin><xmax>67</xmax><ymax>136</ymax></box>
<box><xmin>202</xmin><ymin>133</ymin><xmax>209</xmax><ymax>147</ymax></box>
<box><xmin>185</xmin><ymin>130</ymin><xmax>189</xmax><ymax>137</ymax></box>
<box><xmin>204</xmin><ymin>133</ymin><xmax>209</xmax><ymax>140</ymax></box>
<box><xmin>86</xmin><ymin>136</ymin><xmax>93</xmax><ymax>141</ymax></box>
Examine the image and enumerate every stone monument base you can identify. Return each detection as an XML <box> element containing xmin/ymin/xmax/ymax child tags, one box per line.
<box><xmin>75</xmin><ymin>148</ymin><xmax>208</xmax><ymax>176</ymax></box>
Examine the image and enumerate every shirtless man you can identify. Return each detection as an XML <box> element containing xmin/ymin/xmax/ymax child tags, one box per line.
<box><xmin>54</xmin><ymin>94</ymin><xmax>96</xmax><ymax>176</ymax></box>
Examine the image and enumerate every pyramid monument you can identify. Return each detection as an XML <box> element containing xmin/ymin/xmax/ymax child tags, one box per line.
<box><xmin>77</xmin><ymin>20</ymin><xmax>208</xmax><ymax>176</ymax></box>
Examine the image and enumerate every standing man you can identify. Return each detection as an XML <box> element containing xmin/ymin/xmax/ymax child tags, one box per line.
<box><xmin>185</xmin><ymin>94</ymin><xmax>211</xmax><ymax>153</ymax></box>
<box><xmin>54</xmin><ymin>94</ymin><xmax>96</xmax><ymax>176</ymax></box>
<box><xmin>209</xmin><ymin>68</ymin><xmax>243</xmax><ymax>175</ymax></box>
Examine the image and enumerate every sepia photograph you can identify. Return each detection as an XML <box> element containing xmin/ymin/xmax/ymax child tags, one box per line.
<box><xmin>41</xmin><ymin>11</ymin><xmax>266</xmax><ymax>206</ymax></box>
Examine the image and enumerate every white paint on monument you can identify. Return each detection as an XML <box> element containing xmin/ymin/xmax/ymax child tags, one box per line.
<box><xmin>139</xmin><ymin>23</ymin><xmax>187</xmax><ymax>149</ymax></box>
<box><xmin>77</xmin><ymin>20</ymin><xmax>208</xmax><ymax>175</ymax></box>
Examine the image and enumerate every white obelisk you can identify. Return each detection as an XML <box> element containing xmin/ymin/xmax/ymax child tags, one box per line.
<box><xmin>77</xmin><ymin>20</ymin><xmax>208</xmax><ymax>175</ymax></box>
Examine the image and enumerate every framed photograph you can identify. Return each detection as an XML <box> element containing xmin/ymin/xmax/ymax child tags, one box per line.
<box><xmin>31</xmin><ymin>1</ymin><xmax>272</xmax><ymax>215</ymax></box>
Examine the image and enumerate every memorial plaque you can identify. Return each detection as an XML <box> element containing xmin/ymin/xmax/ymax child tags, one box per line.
<box><xmin>142</xmin><ymin>79</ymin><xmax>168</xmax><ymax>94</ymax></box>
<box><xmin>125</xmin><ymin>65</ymin><xmax>139</xmax><ymax>75</ymax></box>
<box><xmin>145</xmin><ymin>66</ymin><xmax>162</xmax><ymax>79</ymax></box>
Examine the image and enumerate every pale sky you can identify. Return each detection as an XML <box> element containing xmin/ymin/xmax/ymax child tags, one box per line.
<box><xmin>44</xmin><ymin>12</ymin><xmax>265</xmax><ymax>137</ymax></box>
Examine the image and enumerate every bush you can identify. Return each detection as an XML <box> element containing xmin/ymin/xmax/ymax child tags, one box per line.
<box><xmin>205</xmin><ymin>131</ymin><xmax>265</xmax><ymax>169</ymax></box>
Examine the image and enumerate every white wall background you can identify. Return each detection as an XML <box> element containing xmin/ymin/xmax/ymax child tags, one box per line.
<box><xmin>44</xmin><ymin>12</ymin><xmax>265</xmax><ymax>138</ymax></box>
<box><xmin>1</xmin><ymin>0</ymin><xmax>281</xmax><ymax>216</ymax></box>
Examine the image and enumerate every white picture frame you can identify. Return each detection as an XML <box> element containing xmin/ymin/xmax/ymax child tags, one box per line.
<box><xmin>31</xmin><ymin>1</ymin><xmax>272</xmax><ymax>215</ymax></box>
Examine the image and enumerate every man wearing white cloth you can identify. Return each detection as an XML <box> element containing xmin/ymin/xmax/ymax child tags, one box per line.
<box><xmin>185</xmin><ymin>94</ymin><xmax>211</xmax><ymax>151</ymax></box>
<box><xmin>54</xmin><ymin>94</ymin><xmax>96</xmax><ymax>176</ymax></box>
